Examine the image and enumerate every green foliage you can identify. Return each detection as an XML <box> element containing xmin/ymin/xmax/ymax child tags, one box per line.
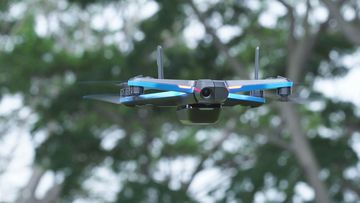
<box><xmin>0</xmin><ymin>0</ymin><xmax>359</xmax><ymax>202</ymax></box>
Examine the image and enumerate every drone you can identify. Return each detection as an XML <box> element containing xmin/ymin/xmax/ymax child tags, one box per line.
<box><xmin>84</xmin><ymin>46</ymin><xmax>293</xmax><ymax>125</ymax></box>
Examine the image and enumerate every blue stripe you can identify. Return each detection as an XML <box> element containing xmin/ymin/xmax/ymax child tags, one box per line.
<box><xmin>128</xmin><ymin>81</ymin><xmax>194</xmax><ymax>93</ymax></box>
<box><xmin>228</xmin><ymin>93</ymin><xmax>265</xmax><ymax>103</ymax></box>
<box><xmin>120</xmin><ymin>91</ymin><xmax>186</xmax><ymax>103</ymax></box>
<box><xmin>229</xmin><ymin>81</ymin><xmax>293</xmax><ymax>93</ymax></box>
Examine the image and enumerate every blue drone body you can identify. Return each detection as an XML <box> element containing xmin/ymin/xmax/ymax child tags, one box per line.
<box><xmin>84</xmin><ymin>46</ymin><xmax>293</xmax><ymax>125</ymax></box>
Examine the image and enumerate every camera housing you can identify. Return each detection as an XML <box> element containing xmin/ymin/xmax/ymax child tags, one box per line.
<box><xmin>194</xmin><ymin>80</ymin><xmax>228</xmax><ymax>104</ymax></box>
<box><xmin>176</xmin><ymin>104</ymin><xmax>221</xmax><ymax>125</ymax></box>
<box><xmin>175</xmin><ymin>80</ymin><xmax>229</xmax><ymax>124</ymax></box>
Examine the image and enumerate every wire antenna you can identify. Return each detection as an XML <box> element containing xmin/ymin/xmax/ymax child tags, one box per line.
<box><xmin>157</xmin><ymin>45</ymin><xmax>164</xmax><ymax>79</ymax></box>
<box><xmin>255</xmin><ymin>46</ymin><xmax>260</xmax><ymax>80</ymax></box>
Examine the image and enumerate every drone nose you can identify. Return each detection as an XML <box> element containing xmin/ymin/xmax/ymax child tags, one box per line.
<box><xmin>194</xmin><ymin>80</ymin><xmax>228</xmax><ymax>104</ymax></box>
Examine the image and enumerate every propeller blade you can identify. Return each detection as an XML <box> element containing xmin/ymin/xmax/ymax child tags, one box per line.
<box><xmin>78</xmin><ymin>80</ymin><xmax>126</xmax><ymax>87</ymax></box>
<box><xmin>264</xmin><ymin>91</ymin><xmax>322</xmax><ymax>104</ymax></box>
<box><xmin>83</xmin><ymin>94</ymin><xmax>121</xmax><ymax>104</ymax></box>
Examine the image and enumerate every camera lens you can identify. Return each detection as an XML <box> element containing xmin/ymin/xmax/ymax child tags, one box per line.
<box><xmin>200</xmin><ymin>88</ymin><xmax>212</xmax><ymax>98</ymax></box>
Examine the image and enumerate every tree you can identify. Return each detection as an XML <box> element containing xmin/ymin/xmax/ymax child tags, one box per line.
<box><xmin>0</xmin><ymin>0</ymin><xmax>359</xmax><ymax>202</ymax></box>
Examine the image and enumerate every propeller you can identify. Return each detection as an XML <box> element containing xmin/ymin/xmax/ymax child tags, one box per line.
<box><xmin>264</xmin><ymin>94</ymin><xmax>309</xmax><ymax>104</ymax></box>
<box><xmin>77</xmin><ymin>80</ymin><xmax>127</xmax><ymax>87</ymax></box>
<box><xmin>264</xmin><ymin>85</ymin><xmax>323</xmax><ymax>104</ymax></box>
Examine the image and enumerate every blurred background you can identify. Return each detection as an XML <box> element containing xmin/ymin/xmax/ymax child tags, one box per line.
<box><xmin>0</xmin><ymin>0</ymin><xmax>360</xmax><ymax>202</ymax></box>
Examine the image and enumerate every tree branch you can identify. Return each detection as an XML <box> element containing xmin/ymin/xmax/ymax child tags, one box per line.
<box><xmin>277</xmin><ymin>0</ymin><xmax>296</xmax><ymax>51</ymax></box>
<box><xmin>266</xmin><ymin>128</ymin><xmax>293</xmax><ymax>152</ymax></box>
<box><xmin>258</xmin><ymin>120</ymin><xmax>293</xmax><ymax>151</ymax></box>
<box><xmin>38</xmin><ymin>183</ymin><xmax>63</xmax><ymax>203</ymax></box>
<box><xmin>186</xmin><ymin>2</ymin><xmax>333</xmax><ymax>203</ymax></box>
<box><xmin>276</xmin><ymin>3</ymin><xmax>333</xmax><ymax>202</ymax></box>
<box><xmin>322</xmin><ymin>0</ymin><xmax>360</xmax><ymax>45</ymax></box>
<box><xmin>278</xmin><ymin>0</ymin><xmax>330</xmax><ymax>83</ymax></box>
<box><xmin>287</xmin><ymin>19</ymin><xmax>328</xmax><ymax>82</ymax></box>
<box><xmin>187</xmin><ymin>0</ymin><xmax>246</xmax><ymax>78</ymax></box>
<box><xmin>95</xmin><ymin>105</ymin><xmax>124</xmax><ymax>124</ymax></box>
<box><xmin>0</xmin><ymin>137</ymin><xmax>19</xmax><ymax>175</ymax></box>
<box><xmin>303</xmin><ymin>0</ymin><xmax>311</xmax><ymax>37</ymax></box>
<box><xmin>182</xmin><ymin>121</ymin><xmax>235</xmax><ymax>192</ymax></box>
<box><xmin>15</xmin><ymin>166</ymin><xmax>45</xmax><ymax>203</ymax></box>
<box><xmin>341</xmin><ymin>178</ymin><xmax>360</xmax><ymax>197</ymax></box>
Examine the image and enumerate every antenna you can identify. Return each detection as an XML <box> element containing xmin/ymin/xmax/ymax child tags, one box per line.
<box><xmin>255</xmin><ymin>46</ymin><xmax>260</xmax><ymax>80</ymax></box>
<box><xmin>157</xmin><ymin>45</ymin><xmax>164</xmax><ymax>79</ymax></box>
<box><xmin>250</xmin><ymin>46</ymin><xmax>264</xmax><ymax>99</ymax></box>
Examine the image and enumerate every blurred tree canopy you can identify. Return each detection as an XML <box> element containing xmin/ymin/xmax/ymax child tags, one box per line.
<box><xmin>0</xmin><ymin>0</ymin><xmax>360</xmax><ymax>202</ymax></box>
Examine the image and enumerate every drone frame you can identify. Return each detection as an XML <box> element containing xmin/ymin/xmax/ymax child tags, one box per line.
<box><xmin>84</xmin><ymin>46</ymin><xmax>293</xmax><ymax>124</ymax></box>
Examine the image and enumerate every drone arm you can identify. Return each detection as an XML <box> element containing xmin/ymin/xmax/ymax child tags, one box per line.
<box><xmin>128</xmin><ymin>78</ymin><xmax>195</xmax><ymax>93</ymax></box>
<box><xmin>120</xmin><ymin>91</ymin><xmax>195</xmax><ymax>106</ymax></box>
<box><xmin>226</xmin><ymin>78</ymin><xmax>293</xmax><ymax>93</ymax></box>
<box><xmin>84</xmin><ymin>91</ymin><xmax>195</xmax><ymax>107</ymax></box>
<box><xmin>223</xmin><ymin>93</ymin><xmax>265</xmax><ymax>106</ymax></box>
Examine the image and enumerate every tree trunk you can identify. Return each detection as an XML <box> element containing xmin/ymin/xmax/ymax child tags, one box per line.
<box><xmin>15</xmin><ymin>165</ymin><xmax>62</xmax><ymax>203</ymax></box>
<box><xmin>187</xmin><ymin>1</ymin><xmax>334</xmax><ymax>202</ymax></box>
<box><xmin>15</xmin><ymin>166</ymin><xmax>44</xmax><ymax>203</ymax></box>
<box><xmin>279</xmin><ymin>104</ymin><xmax>334</xmax><ymax>203</ymax></box>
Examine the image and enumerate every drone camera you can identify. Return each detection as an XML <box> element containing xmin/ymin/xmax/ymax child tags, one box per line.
<box><xmin>194</xmin><ymin>80</ymin><xmax>228</xmax><ymax>104</ymax></box>
<box><xmin>200</xmin><ymin>87</ymin><xmax>212</xmax><ymax>99</ymax></box>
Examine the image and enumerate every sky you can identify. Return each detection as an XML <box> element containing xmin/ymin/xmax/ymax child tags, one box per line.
<box><xmin>0</xmin><ymin>0</ymin><xmax>360</xmax><ymax>202</ymax></box>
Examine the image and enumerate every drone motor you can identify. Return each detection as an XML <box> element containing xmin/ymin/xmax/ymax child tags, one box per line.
<box><xmin>277</xmin><ymin>87</ymin><xmax>291</xmax><ymax>101</ymax></box>
<box><xmin>277</xmin><ymin>87</ymin><xmax>291</xmax><ymax>96</ymax></box>
<box><xmin>120</xmin><ymin>84</ymin><xmax>144</xmax><ymax>97</ymax></box>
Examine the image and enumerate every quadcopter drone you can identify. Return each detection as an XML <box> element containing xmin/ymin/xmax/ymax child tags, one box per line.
<box><xmin>84</xmin><ymin>46</ymin><xmax>293</xmax><ymax>125</ymax></box>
